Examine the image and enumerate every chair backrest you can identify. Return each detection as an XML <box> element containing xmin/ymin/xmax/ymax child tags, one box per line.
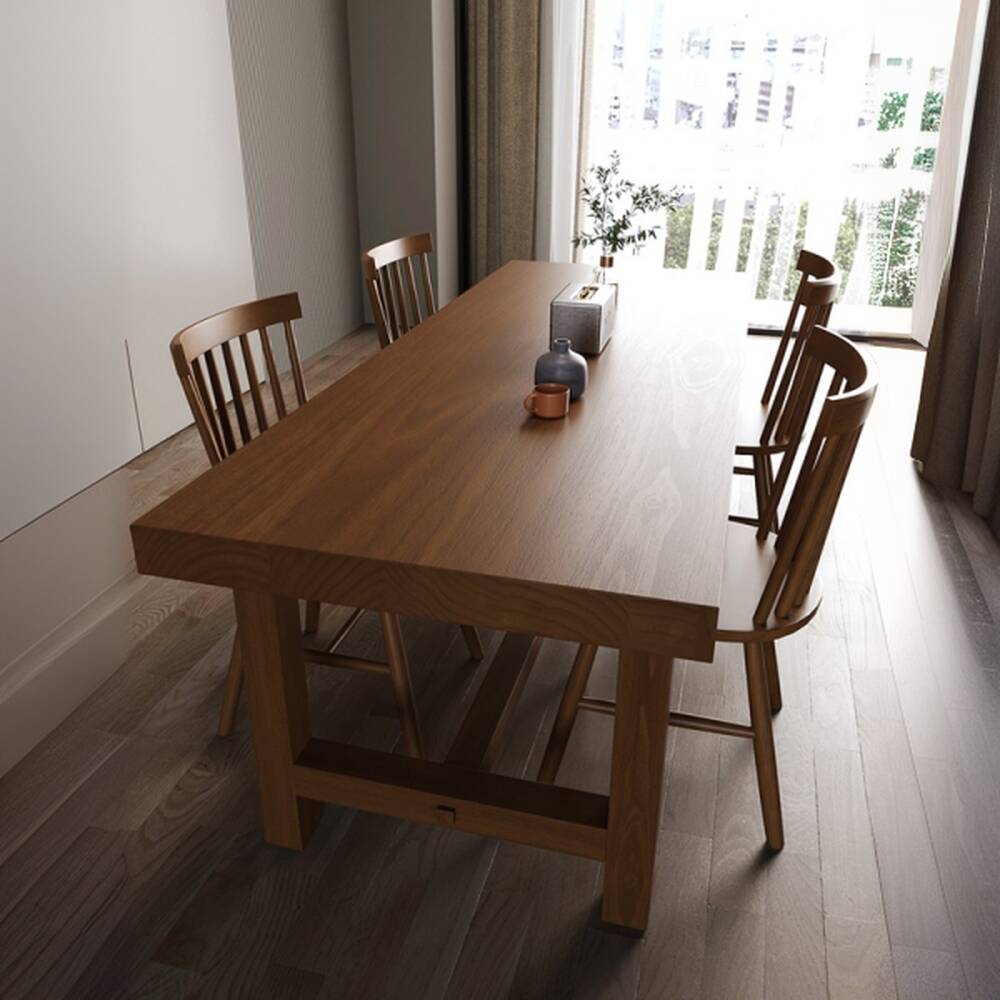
<box><xmin>361</xmin><ymin>232</ymin><xmax>436</xmax><ymax>348</ymax></box>
<box><xmin>170</xmin><ymin>292</ymin><xmax>306</xmax><ymax>466</ymax></box>
<box><xmin>760</xmin><ymin>270</ymin><xmax>840</xmax><ymax>449</ymax></box>
<box><xmin>761</xmin><ymin>249</ymin><xmax>837</xmax><ymax>407</ymax></box>
<box><xmin>754</xmin><ymin>327</ymin><xmax>877</xmax><ymax>626</ymax></box>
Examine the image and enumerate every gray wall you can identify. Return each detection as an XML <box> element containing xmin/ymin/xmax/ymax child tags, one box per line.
<box><xmin>227</xmin><ymin>0</ymin><xmax>363</xmax><ymax>360</ymax></box>
<box><xmin>431</xmin><ymin>0</ymin><xmax>459</xmax><ymax>305</ymax></box>
<box><xmin>347</xmin><ymin>0</ymin><xmax>458</xmax><ymax>311</ymax></box>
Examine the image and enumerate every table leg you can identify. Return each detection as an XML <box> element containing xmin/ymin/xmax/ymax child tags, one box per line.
<box><xmin>601</xmin><ymin>648</ymin><xmax>673</xmax><ymax>932</ymax></box>
<box><xmin>233</xmin><ymin>589</ymin><xmax>319</xmax><ymax>849</ymax></box>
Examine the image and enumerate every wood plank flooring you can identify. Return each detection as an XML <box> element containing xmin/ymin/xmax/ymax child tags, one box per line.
<box><xmin>2</xmin><ymin>330</ymin><xmax>998</xmax><ymax>999</ymax></box>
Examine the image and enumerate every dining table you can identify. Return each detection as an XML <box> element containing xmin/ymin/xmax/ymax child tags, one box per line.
<box><xmin>130</xmin><ymin>260</ymin><xmax>747</xmax><ymax>933</ymax></box>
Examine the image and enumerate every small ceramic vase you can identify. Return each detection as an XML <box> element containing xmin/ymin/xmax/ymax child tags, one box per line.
<box><xmin>535</xmin><ymin>337</ymin><xmax>588</xmax><ymax>401</ymax></box>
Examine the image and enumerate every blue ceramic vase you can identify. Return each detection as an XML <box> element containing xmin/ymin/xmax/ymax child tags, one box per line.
<box><xmin>535</xmin><ymin>337</ymin><xmax>588</xmax><ymax>401</ymax></box>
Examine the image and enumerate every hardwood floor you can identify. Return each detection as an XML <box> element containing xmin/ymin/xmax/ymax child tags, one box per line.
<box><xmin>2</xmin><ymin>329</ymin><xmax>998</xmax><ymax>999</ymax></box>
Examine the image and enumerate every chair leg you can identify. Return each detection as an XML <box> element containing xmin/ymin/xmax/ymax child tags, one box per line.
<box><xmin>218</xmin><ymin>634</ymin><xmax>244</xmax><ymax>738</ymax></box>
<box><xmin>537</xmin><ymin>643</ymin><xmax>599</xmax><ymax>783</ymax></box>
<box><xmin>744</xmin><ymin>642</ymin><xmax>784</xmax><ymax>850</ymax></box>
<box><xmin>379</xmin><ymin>611</ymin><xmax>425</xmax><ymax>758</ymax></box>
<box><xmin>752</xmin><ymin>453</ymin><xmax>770</xmax><ymax>531</ymax></box>
<box><xmin>762</xmin><ymin>454</ymin><xmax>780</xmax><ymax>533</ymax></box>
<box><xmin>762</xmin><ymin>640</ymin><xmax>782</xmax><ymax>713</ymax></box>
<box><xmin>303</xmin><ymin>600</ymin><xmax>320</xmax><ymax>635</ymax></box>
<box><xmin>460</xmin><ymin>624</ymin><xmax>484</xmax><ymax>660</ymax></box>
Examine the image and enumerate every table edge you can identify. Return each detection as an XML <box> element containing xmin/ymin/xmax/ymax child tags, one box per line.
<box><xmin>131</xmin><ymin>521</ymin><xmax>719</xmax><ymax>661</ymax></box>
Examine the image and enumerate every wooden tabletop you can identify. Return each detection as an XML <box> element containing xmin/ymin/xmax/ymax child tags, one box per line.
<box><xmin>132</xmin><ymin>262</ymin><xmax>747</xmax><ymax>660</ymax></box>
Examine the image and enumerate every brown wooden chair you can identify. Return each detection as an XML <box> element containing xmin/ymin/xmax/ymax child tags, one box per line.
<box><xmin>170</xmin><ymin>292</ymin><xmax>483</xmax><ymax>751</ymax></box>
<box><xmin>537</xmin><ymin>327</ymin><xmax>877</xmax><ymax>852</ymax></box>
<box><xmin>760</xmin><ymin>250</ymin><xmax>837</xmax><ymax>406</ymax></box>
<box><xmin>362</xmin><ymin>232</ymin><xmax>437</xmax><ymax>348</ymax></box>
<box><xmin>734</xmin><ymin>263</ymin><xmax>840</xmax><ymax>530</ymax></box>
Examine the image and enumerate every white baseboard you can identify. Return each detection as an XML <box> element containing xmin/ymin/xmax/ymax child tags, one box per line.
<box><xmin>0</xmin><ymin>569</ymin><xmax>146</xmax><ymax>776</ymax></box>
<box><xmin>0</xmin><ymin>467</ymin><xmax>137</xmax><ymax>777</ymax></box>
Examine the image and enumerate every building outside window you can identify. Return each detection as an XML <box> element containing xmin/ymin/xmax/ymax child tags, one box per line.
<box><xmin>584</xmin><ymin>0</ymin><xmax>962</xmax><ymax>337</ymax></box>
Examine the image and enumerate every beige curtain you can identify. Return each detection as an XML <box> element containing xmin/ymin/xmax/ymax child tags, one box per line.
<box><xmin>465</xmin><ymin>1</ymin><xmax>542</xmax><ymax>283</ymax></box>
<box><xmin>912</xmin><ymin>0</ymin><xmax>1000</xmax><ymax>534</ymax></box>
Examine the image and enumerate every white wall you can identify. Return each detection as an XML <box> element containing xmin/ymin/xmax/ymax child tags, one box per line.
<box><xmin>347</xmin><ymin>0</ymin><xmax>459</xmax><ymax>310</ymax></box>
<box><xmin>0</xmin><ymin>0</ymin><xmax>257</xmax><ymax>773</ymax></box>
<box><xmin>1</xmin><ymin>3</ymin><xmax>140</xmax><ymax>541</ymax></box>
<box><xmin>0</xmin><ymin>0</ymin><xmax>368</xmax><ymax>777</ymax></box>
<box><xmin>0</xmin><ymin>0</ymin><xmax>257</xmax><ymax>540</ymax></box>
<box><xmin>121</xmin><ymin>3</ymin><xmax>260</xmax><ymax>449</ymax></box>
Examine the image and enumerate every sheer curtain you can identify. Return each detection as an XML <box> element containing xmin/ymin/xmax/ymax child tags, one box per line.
<box><xmin>911</xmin><ymin>0</ymin><xmax>1000</xmax><ymax>533</ymax></box>
<box><xmin>534</xmin><ymin>1</ymin><xmax>588</xmax><ymax>263</ymax></box>
<box><xmin>910</xmin><ymin>0</ymin><xmax>991</xmax><ymax>347</ymax></box>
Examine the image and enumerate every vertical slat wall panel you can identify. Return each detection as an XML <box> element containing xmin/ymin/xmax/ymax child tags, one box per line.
<box><xmin>225</xmin><ymin>0</ymin><xmax>362</xmax><ymax>361</ymax></box>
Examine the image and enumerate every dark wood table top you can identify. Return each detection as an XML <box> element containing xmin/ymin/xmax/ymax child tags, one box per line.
<box><xmin>132</xmin><ymin>261</ymin><xmax>747</xmax><ymax>659</ymax></box>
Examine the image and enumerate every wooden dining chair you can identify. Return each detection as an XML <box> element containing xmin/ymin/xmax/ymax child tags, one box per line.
<box><xmin>170</xmin><ymin>292</ymin><xmax>483</xmax><ymax>751</ymax></box>
<box><xmin>760</xmin><ymin>250</ymin><xmax>837</xmax><ymax>406</ymax></box>
<box><xmin>362</xmin><ymin>232</ymin><xmax>437</xmax><ymax>348</ymax></box>
<box><xmin>537</xmin><ymin>327</ymin><xmax>877</xmax><ymax>852</ymax></box>
<box><xmin>734</xmin><ymin>267</ymin><xmax>840</xmax><ymax>530</ymax></box>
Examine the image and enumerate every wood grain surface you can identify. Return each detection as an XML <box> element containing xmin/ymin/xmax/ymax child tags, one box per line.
<box><xmin>8</xmin><ymin>337</ymin><xmax>1000</xmax><ymax>995</ymax></box>
<box><xmin>132</xmin><ymin>262</ymin><xmax>747</xmax><ymax>660</ymax></box>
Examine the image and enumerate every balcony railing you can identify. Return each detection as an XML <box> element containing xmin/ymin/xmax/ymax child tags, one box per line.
<box><xmin>582</xmin><ymin>3</ymin><xmax>958</xmax><ymax>338</ymax></box>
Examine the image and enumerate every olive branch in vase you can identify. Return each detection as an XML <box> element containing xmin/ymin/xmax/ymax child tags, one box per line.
<box><xmin>572</xmin><ymin>150</ymin><xmax>681</xmax><ymax>260</ymax></box>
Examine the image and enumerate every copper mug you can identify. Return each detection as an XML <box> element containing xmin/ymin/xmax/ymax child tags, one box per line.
<box><xmin>523</xmin><ymin>382</ymin><xmax>570</xmax><ymax>419</ymax></box>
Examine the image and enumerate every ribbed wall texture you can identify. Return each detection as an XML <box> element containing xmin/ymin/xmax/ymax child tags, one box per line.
<box><xmin>226</xmin><ymin>0</ymin><xmax>362</xmax><ymax>362</ymax></box>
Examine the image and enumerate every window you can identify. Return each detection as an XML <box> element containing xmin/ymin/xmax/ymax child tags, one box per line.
<box><xmin>583</xmin><ymin>0</ymin><xmax>962</xmax><ymax>336</ymax></box>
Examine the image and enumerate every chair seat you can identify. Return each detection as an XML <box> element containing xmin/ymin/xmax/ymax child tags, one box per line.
<box><xmin>734</xmin><ymin>400</ymin><xmax>790</xmax><ymax>456</ymax></box>
<box><xmin>715</xmin><ymin>520</ymin><xmax>822</xmax><ymax>642</ymax></box>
